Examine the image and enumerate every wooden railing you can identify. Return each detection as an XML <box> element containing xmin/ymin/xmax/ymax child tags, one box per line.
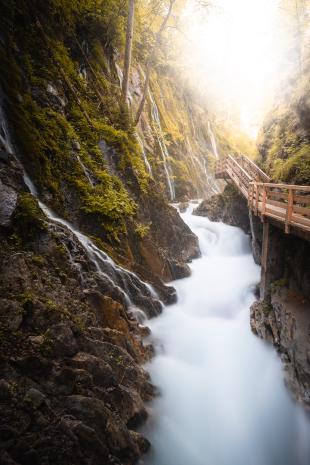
<box><xmin>215</xmin><ymin>156</ymin><xmax>310</xmax><ymax>237</ymax></box>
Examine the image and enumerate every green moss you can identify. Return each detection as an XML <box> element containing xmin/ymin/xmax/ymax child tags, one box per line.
<box><xmin>12</xmin><ymin>194</ymin><xmax>46</xmax><ymax>242</ymax></box>
<box><xmin>270</xmin><ymin>278</ymin><xmax>289</xmax><ymax>294</ymax></box>
<box><xmin>272</xmin><ymin>145</ymin><xmax>310</xmax><ymax>184</ymax></box>
<box><xmin>38</xmin><ymin>329</ymin><xmax>53</xmax><ymax>356</ymax></box>
<box><xmin>135</xmin><ymin>222</ymin><xmax>151</xmax><ymax>238</ymax></box>
<box><xmin>31</xmin><ymin>255</ymin><xmax>46</xmax><ymax>267</ymax></box>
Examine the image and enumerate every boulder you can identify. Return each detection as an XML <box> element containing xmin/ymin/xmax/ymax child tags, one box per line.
<box><xmin>0</xmin><ymin>181</ymin><xmax>17</xmax><ymax>226</ymax></box>
<box><xmin>49</xmin><ymin>323</ymin><xmax>78</xmax><ymax>358</ymax></box>
<box><xmin>25</xmin><ymin>388</ymin><xmax>45</xmax><ymax>408</ymax></box>
<box><xmin>69</xmin><ymin>352</ymin><xmax>116</xmax><ymax>387</ymax></box>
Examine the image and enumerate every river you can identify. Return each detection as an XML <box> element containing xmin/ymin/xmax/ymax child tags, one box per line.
<box><xmin>142</xmin><ymin>204</ymin><xmax>310</xmax><ymax>465</ymax></box>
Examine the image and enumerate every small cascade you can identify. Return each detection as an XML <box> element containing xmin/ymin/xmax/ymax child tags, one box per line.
<box><xmin>115</xmin><ymin>63</ymin><xmax>123</xmax><ymax>87</ymax></box>
<box><xmin>0</xmin><ymin>105</ymin><xmax>14</xmax><ymax>156</ymax></box>
<box><xmin>22</xmin><ymin>173</ymin><xmax>162</xmax><ymax>319</ymax></box>
<box><xmin>148</xmin><ymin>90</ymin><xmax>175</xmax><ymax>201</ymax></box>
<box><xmin>208</xmin><ymin>120</ymin><xmax>219</xmax><ymax>160</ymax></box>
<box><xmin>78</xmin><ymin>64</ymin><xmax>88</xmax><ymax>82</ymax></box>
<box><xmin>76</xmin><ymin>155</ymin><xmax>94</xmax><ymax>186</ymax></box>
<box><xmin>136</xmin><ymin>132</ymin><xmax>153</xmax><ymax>175</ymax></box>
<box><xmin>115</xmin><ymin>63</ymin><xmax>133</xmax><ymax>104</ymax></box>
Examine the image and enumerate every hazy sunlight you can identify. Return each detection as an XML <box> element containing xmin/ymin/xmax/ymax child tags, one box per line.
<box><xmin>181</xmin><ymin>0</ymin><xmax>292</xmax><ymax>137</ymax></box>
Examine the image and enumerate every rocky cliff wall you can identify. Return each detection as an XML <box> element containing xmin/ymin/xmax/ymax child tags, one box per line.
<box><xmin>0</xmin><ymin>2</ymin><xmax>209</xmax><ymax>463</ymax></box>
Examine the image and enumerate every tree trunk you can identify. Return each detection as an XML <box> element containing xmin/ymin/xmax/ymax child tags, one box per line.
<box><xmin>121</xmin><ymin>0</ymin><xmax>135</xmax><ymax>105</ymax></box>
<box><xmin>134</xmin><ymin>0</ymin><xmax>175</xmax><ymax>126</ymax></box>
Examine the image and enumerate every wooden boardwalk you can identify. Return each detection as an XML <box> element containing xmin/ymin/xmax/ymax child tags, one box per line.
<box><xmin>215</xmin><ymin>154</ymin><xmax>310</xmax><ymax>240</ymax></box>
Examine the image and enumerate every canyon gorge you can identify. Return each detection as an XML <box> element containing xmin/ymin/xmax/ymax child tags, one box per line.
<box><xmin>0</xmin><ymin>1</ymin><xmax>309</xmax><ymax>464</ymax></box>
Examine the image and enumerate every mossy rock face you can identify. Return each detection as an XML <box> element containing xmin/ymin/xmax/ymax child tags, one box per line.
<box><xmin>258</xmin><ymin>72</ymin><xmax>310</xmax><ymax>186</ymax></box>
<box><xmin>12</xmin><ymin>193</ymin><xmax>47</xmax><ymax>242</ymax></box>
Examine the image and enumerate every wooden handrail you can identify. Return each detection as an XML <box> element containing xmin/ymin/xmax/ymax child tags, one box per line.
<box><xmin>239</xmin><ymin>155</ymin><xmax>271</xmax><ymax>183</ymax></box>
<box><xmin>249</xmin><ymin>182</ymin><xmax>310</xmax><ymax>192</ymax></box>
<box><xmin>215</xmin><ymin>155</ymin><xmax>310</xmax><ymax>238</ymax></box>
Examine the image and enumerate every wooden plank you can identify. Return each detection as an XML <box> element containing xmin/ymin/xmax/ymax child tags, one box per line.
<box><xmin>265</xmin><ymin>206</ymin><xmax>286</xmax><ymax>218</ymax></box>
<box><xmin>218</xmin><ymin>154</ymin><xmax>310</xmax><ymax>238</ymax></box>
<box><xmin>290</xmin><ymin>221</ymin><xmax>310</xmax><ymax>234</ymax></box>
<box><xmin>294</xmin><ymin>194</ymin><xmax>310</xmax><ymax>204</ymax></box>
<box><xmin>227</xmin><ymin>156</ymin><xmax>252</xmax><ymax>182</ymax></box>
<box><xmin>291</xmin><ymin>214</ymin><xmax>310</xmax><ymax>228</ymax></box>
<box><xmin>267</xmin><ymin>198</ymin><xmax>287</xmax><ymax>209</ymax></box>
<box><xmin>293</xmin><ymin>205</ymin><xmax>310</xmax><ymax>216</ymax></box>
<box><xmin>268</xmin><ymin>191</ymin><xmax>288</xmax><ymax>201</ymax></box>
<box><xmin>254</xmin><ymin>182</ymin><xmax>310</xmax><ymax>192</ymax></box>
<box><xmin>241</xmin><ymin>155</ymin><xmax>271</xmax><ymax>182</ymax></box>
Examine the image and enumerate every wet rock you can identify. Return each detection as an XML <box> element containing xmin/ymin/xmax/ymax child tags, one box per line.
<box><xmin>25</xmin><ymin>388</ymin><xmax>45</xmax><ymax>408</ymax></box>
<box><xmin>129</xmin><ymin>431</ymin><xmax>150</xmax><ymax>454</ymax></box>
<box><xmin>178</xmin><ymin>201</ymin><xmax>189</xmax><ymax>213</ymax></box>
<box><xmin>0</xmin><ymin>181</ymin><xmax>17</xmax><ymax>226</ymax></box>
<box><xmin>0</xmin><ymin>451</ymin><xmax>20</xmax><ymax>465</ymax></box>
<box><xmin>49</xmin><ymin>323</ymin><xmax>78</xmax><ymax>358</ymax></box>
<box><xmin>0</xmin><ymin>379</ymin><xmax>12</xmax><ymax>402</ymax></box>
<box><xmin>193</xmin><ymin>184</ymin><xmax>250</xmax><ymax>234</ymax></box>
<box><xmin>0</xmin><ymin>147</ymin><xmax>10</xmax><ymax>163</ymax></box>
<box><xmin>251</xmin><ymin>288</ymin><xmax>310</xmax><ymax>406</ymax></box>
<box><xmin>72</xmin><ymin>140</ymin><xmax>81</xmax><ymax>151</ymax></box>
<box><xmin>11</xmin><ymin>355</ymin><xmax>52</xmax><ymax>378</ymax></box>
<box><xmin>28</xmin><ymin>335</ymin><xmax>44</xmax><ymax>346</ymax></box>
<box><xmin>168</xmin><ymin>259</ymin><xmax>191</xmax><ymax>280</ymax></box>
<box><xmin>86</xmin><ymin>293</ymin><xmax>128</xmax><ymax>331</ymax></box>
<box><xmin>69</xmin><ymin>352</ymin><xmax>116</xmax><ymax>387</ymax></box>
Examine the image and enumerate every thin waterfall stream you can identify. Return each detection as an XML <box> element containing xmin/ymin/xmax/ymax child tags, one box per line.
<box><xmin>142</xmin><ymin>203</ymin><xmax>310</xmax><ymax>465</ymax></box>
<box><xmin>208</xmin><ymin>121</ymin><xmax>219</xmax><ymax>160</ymax></box>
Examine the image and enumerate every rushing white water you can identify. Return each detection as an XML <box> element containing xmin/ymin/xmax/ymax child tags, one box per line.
<box><xmin>148</xmin><ymin>90</ymin><xmax>175</xmax><ymax>201</ymax></box>
<box><xmin>208</xmin><ymin>120</ymin><xmax>219</xmax><ymax>160</ymax></box>
<box><xmin>142</xmin><ymin>204</ymin><xmax>310</xmax><ymax>465</ymax></box>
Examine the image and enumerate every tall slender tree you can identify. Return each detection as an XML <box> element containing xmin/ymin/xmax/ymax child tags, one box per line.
<box><xmin>134</xmin><ymin>0</ymin><xmax>176</xmax><ymax>126</ymax></box>
<box><xmin>121</xmin><ymin>0</ymin><xmax>135</xmax><ymax>105</ymax></box>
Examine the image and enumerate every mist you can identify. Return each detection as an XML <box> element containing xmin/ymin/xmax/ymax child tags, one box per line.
<box><xmin>142</xmin><ymin>205</ymin><xmax>310</xmax><ymax>465</ymax></box>
<box><xmin>177</xmin><ymin>0</ymin><xmax>301</xmax><ymax>137</ymax></box>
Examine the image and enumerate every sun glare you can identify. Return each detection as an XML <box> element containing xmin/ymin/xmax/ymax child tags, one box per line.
<box><xmin>181</xmin><ymin>0</ymin><xmax>290</xmax><ymax>138</ymax></box>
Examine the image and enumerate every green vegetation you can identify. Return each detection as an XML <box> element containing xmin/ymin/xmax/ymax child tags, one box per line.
<box><xmin>12</xmin><ymin>194</ymin><xmax>47</xmax><ymax>242</ymax></box>
<box><xmin>0</xmin><ymin>0</ymin><xmax>153</xmax><ymax>244</ymax></box>
<box><xmin>257</xmin><ymin>67</ymin><xmax>310</xmax><ymax>185</ymax></box>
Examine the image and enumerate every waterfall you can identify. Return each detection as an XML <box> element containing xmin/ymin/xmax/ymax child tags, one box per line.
<box><xmin>208</xmin><ymin>120</ymin><xmax>219</xmax><ymax>160</ymax></box>
<box><xmin>0</xmin><ymin>106</ymin><xmax>14</xmax><ymax>156</ymax></box>
<box><xmin>148</xmin><ymin>90</ymin><xmax>175</xmax><ymax>201</ymax></box>
<box><xmin>136</xmin><ymin>132</ymin><xmax>153</xmax><ymax>175</ymax></box>
<box><xmin>22</xmin><ymin>173</ymin><xmax>162</xmax><ymax>319</ymax></box>
<box><xmin>76</xmin><ymin>155</ymin><xmax>94</xmax><ymax>186</ymax></box>
<box><xmin>115</xmin><ymin>63</ymin><xmax>123</xmax><ymax>87</ymax></box>
<box><xmin>115</xmin><ymin>63</ymin><xmax>133</xmax><ymax>104</ymax></box>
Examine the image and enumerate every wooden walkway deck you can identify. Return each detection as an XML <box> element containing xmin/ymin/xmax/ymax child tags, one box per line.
<box><xmin>215</xmin><ymin>154</ymin><xmax>310</xmax><ymax>240</ymax></box>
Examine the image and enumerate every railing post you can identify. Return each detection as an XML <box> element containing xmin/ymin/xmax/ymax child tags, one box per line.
<box><xmin>261</xmin><ymin>185</ymin><xmax>267</xmax><ymax>220</ymax></box>
<box><xmin>285</xmin><ymin>188</ymin><xmax>294</xmax><ymax>234</ymax></box>
<box><xmin>255</xmin><ymin>184</ymin><xmax>259</xmax><ymax>215</ymax></box>
<box><xmin>248</xmin><ymin>184</ymin><xmax>251</xmax><ymax>208</ymax></box>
